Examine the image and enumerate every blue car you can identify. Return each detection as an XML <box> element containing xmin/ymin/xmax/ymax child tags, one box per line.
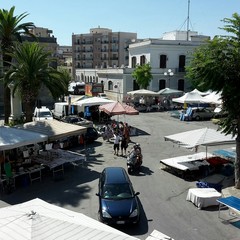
<box><xmin>96</xmin><ymin>167</ymin><xmax>140</xmax><ymax>225</ymax></box>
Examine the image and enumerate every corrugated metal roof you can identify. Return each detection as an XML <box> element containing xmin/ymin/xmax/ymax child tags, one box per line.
<box><xmin>0</xmin><ymin>198</ymin><xmax>140</xmax><ymax>240</ymax></box>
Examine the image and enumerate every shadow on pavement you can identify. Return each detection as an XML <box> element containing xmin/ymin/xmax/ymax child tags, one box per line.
<box><xmin>0</xmin><ymin>158</ymin><xmax>101</xmax><ymax>208</ymax></box>
<box><xmin>114</xmin><ymin>197</ymin><xmax>149</xmax><ymax>237</ymax></box>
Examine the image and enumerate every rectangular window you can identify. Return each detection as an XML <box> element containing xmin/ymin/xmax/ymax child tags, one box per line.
<box><xmin>160</xmin><ymin>55</ymin><xmax>167</xmax><ymax>68</ymax></box>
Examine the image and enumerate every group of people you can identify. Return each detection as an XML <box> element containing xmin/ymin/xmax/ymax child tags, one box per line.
<box><xmin>113</xmin><ymin>121</ymin><xmax>130</xmax><ymax>156</ymax></box>
<box><xmin>101</xmin><ymin>120</ymin><xmax>130</xmax><ymax>156</ymax></box>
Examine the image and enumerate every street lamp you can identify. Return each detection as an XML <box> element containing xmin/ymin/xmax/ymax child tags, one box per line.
<box><xmin>164</xmin><ymin>69</ymin><xmax>174</xmax><ymax>88</ymax></box>
<box><xmin>114</xmin><ymin>81</ymin><xmax>120</xmax><ymax>101</ymax></box>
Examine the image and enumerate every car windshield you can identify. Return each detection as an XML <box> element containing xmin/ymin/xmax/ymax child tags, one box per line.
<box><xmin>39</xmin><ymin>111</ymin><xmax>52</xmax><ymax>117</ymax></box>
<box><xmin>102</xmin><ymin>183</ymin><xmax>133</xmax><ymax>199</ymax></box>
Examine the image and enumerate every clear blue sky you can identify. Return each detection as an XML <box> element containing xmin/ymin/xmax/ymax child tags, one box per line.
<box><xmin>1</xmin><ymin>0</ymin><xmax>240</xmax><ymax>46</ymax></box>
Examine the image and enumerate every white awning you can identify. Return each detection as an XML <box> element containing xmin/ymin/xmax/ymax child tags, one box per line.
<box><xmin>0</xmin><ymin>198</ymin><xmax>139</xmax><ymax>240</ymax></box>
<box><xmin>164</xmin><ymin>128</ymin><xmax>235</xmax><ymax>149</ymax></box>
<box><xmin>0</xmin><ymin>126</ymin><xmax>48</xmax><ymax>151</ymax></box>
<box><xmin>15</xmin><ymin>120</ymin><xmax>87</xmax><ymax>142</ymax></box>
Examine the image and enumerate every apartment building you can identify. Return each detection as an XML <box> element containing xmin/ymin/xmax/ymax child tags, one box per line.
<box><xmin>72</xmin><ymin>27</ymin><xmax>137</xmax><ymax>79</ymax></box>
<box><xmin>57</xmin><ymin>45</ymin><xmax>73</xmax><ymax>78</ymax></box>
<box><xmin>22</xmin><ymin>27</ymin><xmax>58</xmax><ymax>68</ymax></box>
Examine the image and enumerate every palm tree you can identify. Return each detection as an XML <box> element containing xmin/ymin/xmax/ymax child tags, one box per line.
<box><xmin>0</xmin><ymin>6</ymin><xmax>34</xmax><ymax>124</ymax></box>
<box><xmin>4</xmin><ymin>42</ymin><xmax>69</xmax><ymax>122</ymax></box>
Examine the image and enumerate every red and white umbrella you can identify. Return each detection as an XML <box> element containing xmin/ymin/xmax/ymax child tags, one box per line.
<box><xmin>99</xmin><ymin>102</ymin><xmax>139</xmax><ymax>116</ymax></box>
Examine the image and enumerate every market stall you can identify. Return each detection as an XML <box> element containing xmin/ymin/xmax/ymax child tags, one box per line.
<box><xmin>0</xmin><ymin>126</ymin><xmax>49</xmax><ymax>192</ymax></box>
<box><xmin>160</xmin><ymin>152</ymin><xmax>213</xmax><ymax>179</ymax></box>
<box><xmin>32</xmin><ymin>149</ymin><xmax>85</xmax><ymax>178</ymax></box>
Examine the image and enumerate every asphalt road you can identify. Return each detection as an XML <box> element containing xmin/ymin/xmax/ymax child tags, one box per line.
<box><xmin>0</xmin><ymin>111</ymin><xmax>239</xmax><ymax>240</ymax></box>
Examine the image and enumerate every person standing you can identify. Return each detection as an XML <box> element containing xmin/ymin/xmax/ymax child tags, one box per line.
<box><xmin>120</xmin><ymin>136</ymin><xmax>128</xmax><ymax>156</ymax></box>
<box><xmin>123</xmin><ymin>123</ymin><xmax>130</xmax><ymax>143</ymax></box>
<box><xmin>113</xmin><ymin>131</ymin><xmax>121</xmax><ymax>156</ymax></box>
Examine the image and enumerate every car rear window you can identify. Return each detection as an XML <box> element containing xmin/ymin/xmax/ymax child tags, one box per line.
<box><xmin>102</xmin><ymin>183</ymin><xmax>133</xmax><ymax>199</ymax></box>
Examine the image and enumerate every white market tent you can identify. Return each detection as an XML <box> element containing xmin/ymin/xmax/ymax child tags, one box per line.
<box><xmin>127</xmin><ymin>89</ymin><xmax>159</xmax><ymax>96</ymax></box>
<box><xmin>0</xmin><ymin>198</ymin><xmax>139</xmax><ymax>240</ymax></box>
<box><xmin>157</xmin><ymin>88</ymin><xmax>184</xmax><ymax>96</ymax></box>
<box><xmin>172</xmin><ymin>92</ymin><xmax>206</xmax><ymax>104</ymax></box>
<box><xmin>72</xmin><ymin>96</ymin><xmax>115</xmax><ymax>107</ymax></box>
<box><xmin>164</xmin><ymin>127</ymin><xmax>235</xmax><ymax>149</ymax></box>
<box><xmin>0</xmin><ymin>126</ymin><xmax>48</xmax><ymax>151</ymax></box>
<box><xmin>190</xmin><ymin>88</ymin><xmax>212</xmax><ymax>96</ymax></box>
<box><xmin>15</xmin><ymin>120</ymin><xmax>87</xmax><ymax>142</ymax></box>
<box><xmin>202</xmin><ymin>91</ymin><xmax>222</xmax><ymax>105</ymax></box>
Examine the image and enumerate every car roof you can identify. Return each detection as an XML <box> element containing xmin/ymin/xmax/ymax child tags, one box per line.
<box><xmin>103</xmin><ymin>167</ymin><xmax>129</xmax><ymax>184</ymax></box>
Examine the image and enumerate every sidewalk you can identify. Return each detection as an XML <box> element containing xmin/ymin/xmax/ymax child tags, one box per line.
<box><xmin>222</xmin><ymin>186</ymin><xmax>240</xmax><ymax>198</ymax></box>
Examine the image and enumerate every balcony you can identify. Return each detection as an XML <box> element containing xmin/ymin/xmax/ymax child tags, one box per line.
<box><xmin>81</xmin><ymin>41</ymin><xmax>93</xmax><ymax>44</ymax></box>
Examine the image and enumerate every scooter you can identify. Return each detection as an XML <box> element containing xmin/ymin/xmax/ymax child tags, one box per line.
<box><xmin>127</xmin><ymin>144</ymin><xmax>143</xmax><ymax>174</ymax></box>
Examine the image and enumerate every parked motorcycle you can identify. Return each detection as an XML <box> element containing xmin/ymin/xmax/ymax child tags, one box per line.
<box><xmin>127</xmin><ymin>144</ymin><xmax>143</xmax><ymax>174</ymax></box>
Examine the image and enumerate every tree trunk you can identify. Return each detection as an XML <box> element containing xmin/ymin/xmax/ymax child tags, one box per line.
<box><xmin>3</xmin><ymin>86</ymin><xmax>11</xmax><ymax>124</ymax></box>
<box><xmin>235</xmin><ymin>120</ymin><xmax>240</xmax><ymax>189</ymax></box>
<box><xmin>3</xmin><ymin>55</ymin><xmax>12</xmax><ymax>125</ymax></box>
<box><xmin>24</xmin><ymin>101</ymin><xmax>35</xmax><ymax>123</ymax></box>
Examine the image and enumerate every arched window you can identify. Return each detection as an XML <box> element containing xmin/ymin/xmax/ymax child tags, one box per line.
<box><xmin>108</xmin><ymin>81</ymin><xmax>113</xmax><ymax>90</ymax></box>
<box><xmin>140</xmin><ymin>55</ymin><xmax>146</xmax><ymax>66</ymax></box>
<box><xmin>159</xmin><ymin>79</ymin><xmax>166</xmax><ymax>90</ymax></box>
<box><xmin>81</xmin><ymin>73</ymin><xmax>84</xmax><ymax>81</ymax></box>
<box><xmin>179</xmin><ymin>55</ymin><xmax>186</xmax><ymax>72</ymax></box>
<box><xmin>132</xmin><ymin>56</ymin><xmax>137</xmax><ymax>68</ymax></box>
<box><xmin>160</xmin><ymin>55</ymin><xmax>167</xmax><ymax>68</ymax></box>
<box><xmin>178</xmin><ymin>79</ymin><xmax>184</xmax><ymax>91</ymax></box>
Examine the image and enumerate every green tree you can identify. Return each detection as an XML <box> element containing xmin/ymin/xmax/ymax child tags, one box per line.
<box><xmin>186</xmin><ymin>13</ymin><xmax>240</xmax><ymax>189</ymax></box>
<box><xmin>0</xmin><ymin>6</ymin><xmax>35</xmax><ymax>124</ymax></box>
<box><xmin>58</xmin><ymin>67</ymin><xmax>72</xmax><ymax>100</ymax></box>
<box><xmin>4</xmin><ymin>42</ymin><xmax>69</xmax><ymax>122</ymax></box>
<box><xmin>131</xmin><ymin>63</ymin><xmax>152</xmax><ymax>89</ymax></box>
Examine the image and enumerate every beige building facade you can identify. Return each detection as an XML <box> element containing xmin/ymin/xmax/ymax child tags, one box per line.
<box><xmin>72</xmin><ymin>27</ymin><xmax>137</xmax><ymax>80</ymax></box>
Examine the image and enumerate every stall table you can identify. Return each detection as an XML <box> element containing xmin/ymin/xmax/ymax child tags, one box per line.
<box><xmin>32</xmin><ymin>149</ymin><xmax>85</xmax><ymax>178</ymax></box>
<box><xmin>186</xmin><ymin>188</ymin><xmax>222</xmax><ymax>209</ymax></box>
<box><xmin>217</xmin><ymin>196</ymin><xmax>240</xmax><ymax>220</ymax></box>
<box><xmin>160</xmin><ymin>152</ymin><xmax>213</xmax><ymax>179</ymax></box>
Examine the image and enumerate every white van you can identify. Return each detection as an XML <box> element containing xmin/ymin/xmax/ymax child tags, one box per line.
<box><xmin>33</xmin><ymin>106</ymin><xmax>53</xmax><ymax>121</ymax></box>
<box><xmin>52</xmin><ymin>102</ymin><xmax>69</xmax><ymax>120</ymax></box>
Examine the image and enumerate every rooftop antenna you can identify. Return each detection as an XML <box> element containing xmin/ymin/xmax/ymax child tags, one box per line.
<box><xmin>178</xmin><ymin>0</ymin><xmax>193</xmax><ymax>40</ymax></box>
<box><xmin>187</xmin><ymin>0</ymin><xmax>190</xmax><ymax>41</ymax></box>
